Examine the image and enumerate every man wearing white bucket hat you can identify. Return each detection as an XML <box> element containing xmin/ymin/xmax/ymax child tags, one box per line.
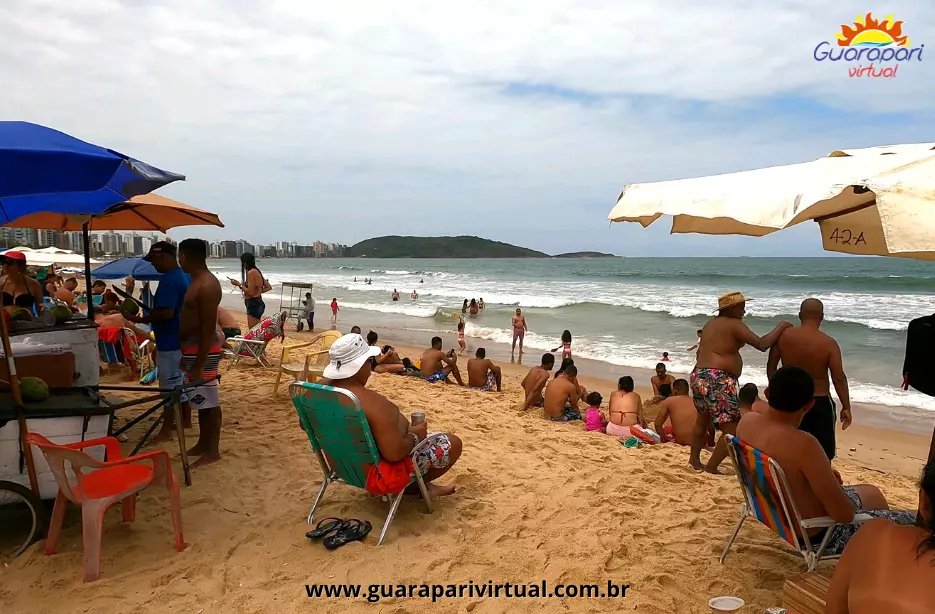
<box><xmin>320</xmin><ymin>334</ymin><xmax>462</xmax><ymax>498</ymax></box>
<box><xmin>689</xmin><ymin>292</ymin><xmax>792</xmax><ymax>474</ymax></box>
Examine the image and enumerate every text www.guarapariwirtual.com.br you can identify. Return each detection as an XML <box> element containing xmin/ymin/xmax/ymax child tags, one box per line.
<box><xmin>306</xmin><ymin>580</ymin><xmax>631</xmax><ymax>603</ymax></box>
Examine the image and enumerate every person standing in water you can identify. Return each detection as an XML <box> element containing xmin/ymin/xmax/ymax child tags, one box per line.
<box><xmin>478</xmin><ymin>298</ymin><xmax>485</xmax><ymax>310</ymax></box>
<box><xmin>469</xmin><ymin>298</ymin><xmax>478</xmax><ymax>316</ymax></box>
<box><xmin>689</xmin><ymin>292</ymin><xmax>790</xmax><ymax>474</ymax></box>
<box><xmin>230</xmin><ymin>253</ymin><xmax>269</xmax><ymax>329</ymax></box>
<box><xmin>511</xmin><ymin>308</ymin><xmax>527</xmax><ymax>360</ymax></box>
<box><xmin>330</xmin><ymin>297</ymin><xmax>339</xmax><ymax>328</ymax></box>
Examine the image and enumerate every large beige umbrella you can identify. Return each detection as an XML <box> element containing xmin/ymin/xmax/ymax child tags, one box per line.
<box><xmin>607</xmin><ymin>143</ymin><xmax>935</xmax><ymax>259</ymax></box>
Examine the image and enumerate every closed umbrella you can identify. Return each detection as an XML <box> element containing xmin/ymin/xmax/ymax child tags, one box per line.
<box><xmin>607</xmin><ymin>142</ymin><xmax>935</xmax><ymax>259</ymax></box>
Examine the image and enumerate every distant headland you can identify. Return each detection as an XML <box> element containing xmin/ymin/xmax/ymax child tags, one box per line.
<box><xmin>347</xmin><ymin>236</ymin><xmax>617</xmax><ymax>258</ymax></box>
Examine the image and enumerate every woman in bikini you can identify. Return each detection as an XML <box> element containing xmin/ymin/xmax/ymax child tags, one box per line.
<box><xmin>457</xmin><ymin>320</ymin><xmax>466</xmax><ymax>355</ymax></box>
<box><xmin>469</xmin><ymin>298</ymin><xmax>479</xmax><ymax>316</ymax></box>
<box><xmin>606</xmin><ymin>375</ymin><xmax>645</xmax><ymax>437</ymax></box>
<box><xmin>552</xmin><ymin>330</ymin><xmax>572</xmax><ymax>360</ymax></box>
<box><xmin>230</xmin><ymin>253</ymin><xmax>270</xmax><ymax>328</ymax></box>
<box><xmin>0</xmin><ymin>252</ymin><xmax>44</xmax><ymax>315</ymax></box>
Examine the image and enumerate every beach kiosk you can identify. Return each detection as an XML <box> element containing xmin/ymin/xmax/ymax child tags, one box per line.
<box><xmin>278</xmin><ymin>281</ymin><xmax>314</xmax><ymax>331</ymax></box>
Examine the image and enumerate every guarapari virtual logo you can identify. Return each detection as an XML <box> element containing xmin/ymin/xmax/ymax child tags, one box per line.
<box><xmin>813</xmin><ymin>13</ymin><xmax>923</xmax><ymax>78</ymax></box>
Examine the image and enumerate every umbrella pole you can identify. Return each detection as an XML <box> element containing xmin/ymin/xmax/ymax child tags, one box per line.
<box><xmin>83</xmin><ymin>223</ymin><xmax>94</xmax><ymax>322</ymax></box>
<box><xmin>0</xmin><ymin>307</ymin><xmax>40</xmax><ymax>495</ymax></box>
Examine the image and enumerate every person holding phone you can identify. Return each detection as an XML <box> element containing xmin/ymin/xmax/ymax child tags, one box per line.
<box><xmin>229</xmin><ymin>253</ymin><xmax>270</xmax><ymax>328</ymax></box>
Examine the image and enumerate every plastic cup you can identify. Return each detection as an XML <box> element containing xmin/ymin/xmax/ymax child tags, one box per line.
<box><xmin>410</xmin><ymin>412</ymin><xmax>425</xmax><ymax>425</ymax></box>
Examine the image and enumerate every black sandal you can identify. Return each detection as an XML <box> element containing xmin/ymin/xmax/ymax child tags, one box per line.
<box><xmin>305</xmin><ymin>517</ymin><xmax>346</xmax><ymax>540</ymax></box>
<box><xmin>323</xmin><ymin>519</ymin><xmax>372</xmax><ymax>550</ymax></box>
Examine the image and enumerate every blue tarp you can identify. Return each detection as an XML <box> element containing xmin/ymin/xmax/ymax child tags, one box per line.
<box><xmin>0</xmin><ymin>122</ymin><xmax>185</xmax><ymax>224</ymax></box>
<box><xmin>91</xmin><ymin>257</ymin><xmax>161</xmax><ymax>281</ymax></box>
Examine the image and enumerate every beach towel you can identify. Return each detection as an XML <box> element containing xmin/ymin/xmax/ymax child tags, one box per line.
<box><xmin>364</xmin><ymin>457</ymin><xmax>415</xmax><ymax>496</ymax></box>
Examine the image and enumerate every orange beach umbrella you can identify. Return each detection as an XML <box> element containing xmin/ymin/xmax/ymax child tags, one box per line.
<box><xmin>4</xmin><ymin>193</ymin><xmax>224</xmax><ymax>232</ymax></box>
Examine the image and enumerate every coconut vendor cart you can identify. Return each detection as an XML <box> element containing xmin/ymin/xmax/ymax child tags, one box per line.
<box><xmin>279</xmin><ymin>281</ymin><xmax>314</xmax><ymax>331</ymax></box>
<box><xmin>0</xmin><ymin>122</ymin><xmax>225</xmax><ymax>562</ymax></box>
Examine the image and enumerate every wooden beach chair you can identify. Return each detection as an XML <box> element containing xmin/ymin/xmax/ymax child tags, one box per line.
<box><xmin>273</xmin><ymin>331</ymin><xmax>341</xmax><ymax>397</ymax></box>
<box><xmin>291</xmin><ymin>381</ymin><xmax>433</xmax><ymax>545</ymax></box>
<box><xmin>720</xmin><ymin>434</ymin><xmax>871</xmax><ymax>571</ymax></box>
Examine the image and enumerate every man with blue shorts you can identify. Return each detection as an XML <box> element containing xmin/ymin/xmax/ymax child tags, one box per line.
<box><xmin>126</xmin><ymin>241</ymin><xmax>191</xmax><ymax>444</ymax></box>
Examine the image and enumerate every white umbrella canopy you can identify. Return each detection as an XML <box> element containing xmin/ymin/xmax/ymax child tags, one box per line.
<box><xmin>1</xmin><ymin>246</ymin><xmax>100</xmax><ymax>267</ymax></box>
<box><xmin>608</xmin><ymin>143</ymin><xmax>935</xmax><ymax>259</ymax></box>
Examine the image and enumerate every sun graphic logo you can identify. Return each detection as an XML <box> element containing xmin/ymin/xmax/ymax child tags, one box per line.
<box><xmin>814</xmin><ymin>13</ymin><xmax>923</xmax><ymax>78</ymax></box>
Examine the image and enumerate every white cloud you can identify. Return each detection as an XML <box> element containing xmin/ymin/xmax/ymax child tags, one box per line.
<box><xmin>1</xmin><ymin>0</ymin><xmax>932</xmax><ymax>255</ymax></box>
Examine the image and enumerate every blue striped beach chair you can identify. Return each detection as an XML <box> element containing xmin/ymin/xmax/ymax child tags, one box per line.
<box><xmin>720</xmin><ymin>434</ymin><xmax>870</xmax><ymax>571</ymax></box>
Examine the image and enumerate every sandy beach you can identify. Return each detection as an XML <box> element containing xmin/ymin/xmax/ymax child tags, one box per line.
<box><xmin>3</xmin><ymin>313</ymin><xmax>929</xmax><ymax>613</ymax></box>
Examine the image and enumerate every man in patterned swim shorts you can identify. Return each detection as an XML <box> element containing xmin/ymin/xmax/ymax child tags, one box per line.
<box><xmin>321</xmin><ymin>333</ymin><xmax>463</xmax><ymax>498</ymax></box>
<box><xmin>689</xmin><ymin>292</ymin><xmax>791</xmax><ymax>474</ymax></box>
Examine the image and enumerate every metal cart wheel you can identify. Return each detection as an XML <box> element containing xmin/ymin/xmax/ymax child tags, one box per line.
<box><xmin>0</xmin><ymin>480</ymin><xmax>46</xmax><ymax>561</ymax></box>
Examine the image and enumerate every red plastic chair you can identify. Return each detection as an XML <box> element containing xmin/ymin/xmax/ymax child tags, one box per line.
<box><xmin>26</xmin><ymin>433</ymin><xmax>184</xmax><ymax>582</ymax></box>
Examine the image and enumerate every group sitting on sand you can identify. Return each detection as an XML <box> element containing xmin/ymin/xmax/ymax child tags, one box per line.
<box><xmin>417</xmin><ymin>336</ymin><xmax>501</xmax><ymax>391</ymax></box>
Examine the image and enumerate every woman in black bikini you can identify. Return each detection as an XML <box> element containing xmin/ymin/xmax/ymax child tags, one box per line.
<box><xmin>230</xmin><ymin>253</ymin><xmax>269</xmax><ymax>328</ymax></box>
<box><xmin>0</xmin><ymin>252</ymin><xmax>44</xmax><ymax>314</ymax></box>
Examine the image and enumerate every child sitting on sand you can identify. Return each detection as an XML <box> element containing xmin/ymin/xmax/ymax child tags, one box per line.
<box><xmin>552</xmin><ymin>330</ymin><xmax>572</xmax><ymax>359</ymax></box>
<box><xmin>584</xmin><ymin>392</ymin><xmax>607</xmax><ymax>432</ymax></box>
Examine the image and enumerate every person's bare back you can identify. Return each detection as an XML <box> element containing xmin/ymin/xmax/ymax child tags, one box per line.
<box><xmin>827</xmin><ymin>519</ymin><xmax>935</xmax><ymax>614</ymax></box>
<box><xmin>544</xmin><ymin>375</ymin><xmax>579</xmax><ymax>419</ymax></box>
<box><xmin>521</xmin><ymin>357</ymin><xmax>553</xmax><ymax>409</ymax></box>
<box><xmin>608</xmin><ymin>389</ymin><xmax>643</xmax><ymax>428</ymax></box>
<box><xmin>655</xmin><ymin>395</ymin><xmax>695</xmax><ymax>444</ymax></box>
<box><xmin>420</xmin><ymin>348</ymin><xmax>448</xmax><ymax>377</ymax></box>
<box><xmin>771</xmin><ymin>326</ymin><xmax>837</xmax><ymax>395</ymax></box>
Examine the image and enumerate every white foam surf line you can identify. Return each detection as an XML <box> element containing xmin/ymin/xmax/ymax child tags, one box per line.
<box><xmin>463</xmin><ymin>322</ymin><xmax>935</xmax><ymax>412</ymax></box>
<box><xmin>210</xmin><ymin>267</ymin><xmax>935</xmax><ymax>331</ymax></box>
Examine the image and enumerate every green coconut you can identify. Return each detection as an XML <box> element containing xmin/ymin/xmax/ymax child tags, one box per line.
<box><xmin>119</xmin><ymin>299</ymin><xmax>140</xmax><ymax>317</ymax></box>
<box><xmin>20</xmin><ymin>377</ymin><xmax>49</xmax><ymax>403</ymax></box>
<box><xmin>10</xmin><ymin>308</ymin><xmax>33</xmax><ymax>322</ymax></box>
<box><xmin>51</xmin><ymin>304</ymin><xmax>73</xmax><ymax>325</ymax></box>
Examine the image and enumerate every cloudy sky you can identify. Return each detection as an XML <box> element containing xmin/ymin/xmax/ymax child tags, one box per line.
<box><xmin>2</xmin><ymin>1</ymin><xmax>933</xmax><ymax>256</ymax></box>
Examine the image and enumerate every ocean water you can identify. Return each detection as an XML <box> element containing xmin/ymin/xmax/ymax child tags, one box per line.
<box><xmin>211</xmin><ymin>257</ymin><xmax>935</xmax><ymax>411</ymax></box>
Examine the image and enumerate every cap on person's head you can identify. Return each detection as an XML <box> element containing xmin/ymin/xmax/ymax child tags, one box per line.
<box><xmin>322</xmin><ymin>333</ymin><xmax>381</xmax><ymax>380</ymax></box>
<box><xmin>766</xmin><ymin>366</ymin><xmax>815</xmax><ymax>413</ymax></box>
<box><xmin>2</xmin><ymin>251</ymin><xmax>26</xmax><ymax>264</ymax></box>
<box><xmin>738</xmin><ymin>383</ymin><xmax>759</xmax><ymax>407</ymax></box>
<box><xmin>143</xmin><ymin>240</ymin><xmax>177</xmax><ymax>262</ymax></box>
<box><xmin>716</xmin><ymin>291</ymin><xmax>753</xmax><ymax>313</ymax></box>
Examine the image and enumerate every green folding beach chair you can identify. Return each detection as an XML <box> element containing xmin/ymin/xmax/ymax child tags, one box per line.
<box><xmin>290</xmin><ymin>381</ymin><xmax>433</xmax><ymax>545</ymax></box>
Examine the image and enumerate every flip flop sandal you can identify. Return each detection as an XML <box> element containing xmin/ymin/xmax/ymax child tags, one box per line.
<box><xmin>305</xmin><ymin>517</ymin><xmax>346</xmax><ymax>540</ymax></box>
<box><xmin>323</xmin><ymin>519</ymin><xmax>372</xmax><ymax>550</ymax></box>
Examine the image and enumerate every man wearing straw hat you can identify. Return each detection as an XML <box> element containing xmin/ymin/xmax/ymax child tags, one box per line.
<box><xmin>689</xmin><ymin>292</ymin><xmax>791</xmax><ymax>474</ymax></box>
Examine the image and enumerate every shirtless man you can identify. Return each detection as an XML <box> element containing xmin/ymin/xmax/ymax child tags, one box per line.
<box><xmin>521</xmin><ymin>353</ymin><xmax>554</xmax><ymax>409</ymax></box>
<box><xmin>320</xmin><ymin>333</ymin><xmax>461</xmax><ymax>498</ymax></box>
<box><xmin>544</xmin><ymin>365</ymin><xmax>583</xmax><ymax>422</ymax></box>
<box><xmin>420</xmin><ymin>336</ymin><xmax>464</xmax><ymax>385</ymax></box>
<box><xmin>651</xmin><ymin>363</ymin><xmax>675</xmax><ymax>402</ymax></box>
<box><xmin>511</xmin><ymin>308</ymin><xmax>527</xmax><ymax>360</ymax></box>
<box><xmin>690</xmin><ymin>292</ymin><xmax>791</xmax><ymax>473</ymax></box>
<box><xmin>177</xmin><ymin>239</ymin><xmax>224</xmax><ymax>468</ymax></box>
<box><xmin>467</xmin><ymin>348</ymin><xmax>501</xmax><ymax>392</ymax></box>
<box><xmin>606</xmin><ymin>376</ymin><xmax>644</xmax><ymax>436</ymax></box>
<box><xmin>767</xmin><ymin>297</ymin><xmax>851</xmax><ymax>461</ymax></box>
<box><xmin>216</xmin><ymin>306</ymin><xmax>241</xmax><ymax>342</ymax></box>
<box><xmin>653</xmin><ymin>379</ymin><xmax>696</xmax><ymax>445</ymax></box>
<box><xmin>826</xmin><ymin>461</ymin><xmax>935</xmax><ymax>614</ymax></box>
<box><xmin>738</xmin><ymin>382</ymin><xmax>769</xmax><ymax>417</ymax></box>
<box><xmin>737</xmin><ymin>366</ymin><xmax>914</xmax><ymax>556</ymax></box>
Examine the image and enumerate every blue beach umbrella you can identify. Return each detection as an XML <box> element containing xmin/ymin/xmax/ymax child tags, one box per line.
<box><xmin>91</xmin><ymin>256</ymin><xmax>161</xmax><ymax>281</ymax></box>
<box><xmin>0</xmin><ymin>121</ymin><xmax>185</xmax><ymax>223</ymax></box>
